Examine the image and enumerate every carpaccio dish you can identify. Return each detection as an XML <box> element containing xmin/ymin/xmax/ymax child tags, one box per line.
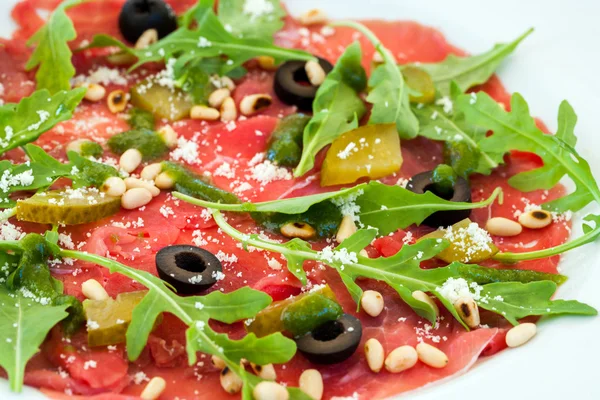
<box><xmin>0</xmin><ymin>0</ymin><xmax>598</xmax><ymax>399</ymax></box>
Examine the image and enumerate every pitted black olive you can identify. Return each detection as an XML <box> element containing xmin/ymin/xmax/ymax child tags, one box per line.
<box><xmin>406</xmin><ymin>170</ymin><xmax>472</xmax><ymax>227</ymax></box>
<box><xmin>155</xmin><ymin>245</ymin><xmax>222</xmax><ymax>294</ymax></box>
<box><xmin>295</xmin><ymin>313</ymin><xmax>362</xmax><ymax>364</ymax></box>
<box><xmin>274</xmin><ymin>57</ymin><xmax>334</xmax><ymax>111</ymax></box>
<box><xmin>119</xmin><ymin>0</ymin><xmax>177</xmax><ymax>44</ymax></box>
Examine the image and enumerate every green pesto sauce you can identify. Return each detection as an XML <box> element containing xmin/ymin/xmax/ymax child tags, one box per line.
<box><xmin>7</xmin><ymin>234</ymin><xmax>84</xmax><ymax>334</ymax></box>
<box><xmin>79</xmin><ymin>141</ymin><xmax>104</xmax><ymax>158</ymax></box>
<box><xmin>431</xmin><ymin>164</ymin><xmax>458</xmax><ymax>198</ymax></box>
<box><xmin>457</xmin><ymin>264</ymin><xmax>567</xmax><ymax>285</ymax></box>
<box><xmin>128</xmin><ymin>108</ymin><xmax>156</xmax><ymax>131</ymax></box>
<box><xmin>69</xmin><ymin>152</ymin><xmax>118</xmax><ymax>188</ymax></box>
<box><xmin>162</xmin><ymin>162</ymin><xmax>240</xmax><ymax>204</ymax></box>
<box><xmin>443</xmin><ymin>140</ymin><xmax>478</xmax><ymax>179</ymax></box>
<box><xmin>252</xmin><ymin>201</ymin><xmax>343</xmax><ymax>238</ymax></box>
<box><xmin>266</xmin><ymin>114</ymin><xmax>311</xmax><ymax>167</ymax></box>
<box><xmin>281</xmin><ymin>293</ymin><xmax>343</xmax><ymax>337</ymax></box>
<box><xmin>108</xmin><ymin>130</ymin><xmax>169</xmax><ymax>161</ymax></box>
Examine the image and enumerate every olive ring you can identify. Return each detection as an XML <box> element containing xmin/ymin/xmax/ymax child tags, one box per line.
<box><xmin>406</xmin><ymin>170</ymin><xmax>472</xmax><ymax>227</ymax></box>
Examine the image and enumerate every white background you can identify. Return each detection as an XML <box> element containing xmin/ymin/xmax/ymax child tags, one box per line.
<box><xmin>1</xmin><ymin>0</ymin><xmax>599</xmax><ymax>399</ymax></box>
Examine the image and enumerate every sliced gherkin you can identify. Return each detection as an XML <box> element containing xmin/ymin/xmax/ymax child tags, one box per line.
<box><xmin>83</xmin><ymin>291</ymin><xmax>156</xmax><ymax>347</ymax></box>
<box><xmin>130</xmin><ymin>78</ymin><xmax>193</xmax><ymax>121</ymax></box>
<box><xmin>16</xmin><ymin>189</ymin><xmax>121</xmax><ymax>225</ymax></box>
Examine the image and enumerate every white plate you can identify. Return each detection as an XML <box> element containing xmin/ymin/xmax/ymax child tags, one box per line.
<box><xmin>1</xmin><ymin>1</ymin><xmax>599</xmax><ymax>399</ymax></box>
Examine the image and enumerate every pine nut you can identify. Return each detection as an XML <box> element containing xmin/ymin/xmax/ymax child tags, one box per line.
<box><xmin>81</xmin><ymin>279</ymin><xmax>109</xmax><ymax>301</ymax></box>
<box><xmin>135</xmin><ymin>28</ymin><xmax>158</xmax><ymax>50</ymax></box>
<box><xmin>140</xmin><ymin>376</ymin><xmax>166</xmax><ymax>400</ymax></box>
<box><xmin>336</xmin><ymin>215</ymin><xmax>357</xmax><ymax>243</ymax></box>
<box><xmin>280</xmin><ymin>222</ymin><xmax>316</xmax><ymax>239</ymax></box>
<box><xmin>84</xmin><ymin>83</ymin><xmax>106</xmax><ymax>102</ymax></box>
<box><xmin>416</xmin><ymin>342</ymin><xmax>448</xmax><ymax>368</ymax></box>
<box><xmin>299</xmin><ymin>369</ymin><xmax>323</xmax><ymax>400</ymax></box>
<box><xmin>208</xmin><ymin>88</ymin><xmax>231</xmax><ymax>108</ymax></box>
<box><xmin>240</xmin><ymin>94</ymin><xmax>272</xmax><ymax>116</ymax></box>
<box><xmin>299</xmin><ymin>8</ymin><xmax>327</xmax><ymax>25</ymax></box>
<box><xmin>305</xmin><ymin>61</ymin><xmax>326</xmax><ymax>86</ymax></box>
<box><xmin>251</xmin><ymin>363</ymin><xmax>277</xmax><ymax>380</ymax></box>
<box><xmin>361</xmin><ymin>290</ymin><xmax>384</xmax><ymax>317</ymax></box>
<box><xmin>121</xmin><ymin>188</ymin><xmax>153</xmax><ymax>210</ymax></box>
<box><xmin>384</xmin><ymin>345</ymin><xmax>418</xmax><ymax>373</ymax></box>
<box><xmin>119</xmin><ymin>148</ymin><xmax>143</xmax><ymax>173</ymax></box>
<box><xmin>220</xmin><ymin>367</ymin><xmax>243</xmax><ymax>394</ymax></box>
<box><xmin>412</xmin><ymin>290</ymin><xmax>439</xmax><ymax>318</ymax></box>
<box><xmin>372</xmin><ymin>51</ymin><xmax>385</xmax><ymax>65</ymax></box>
<box><xmin>219</xmin><ymin>76</ymin><xmax>236</xmax><ymax>91</ymax></box>
<box><xmin>257</xmin><ymin>56</ymin><xmax>277</xmax><ymax>70</ymax></box>
<box><xmin>220</xmin><ymin>97</ymin><xmax>238</xmax><ymax>122</ymax></box>
<box><xmin>518</xmin><ymin>210</ymin><xmax>553</xmax><ymax>229</ymax></box>
<box><xmin>485</xmin><ymin>217</ymin><xmax>523</xmax><ymax>237</ymax></box>
<box><xmin>107</xmin><ymin>90</ymin><xmax>129</xmax><ymax>113</ymax></box>
<box><xmin>453</xmin><ymin>297</ymin><xmax>480</xmax><ymax>329</ymax></box>
<box><xmin>158</xmin><ymin>125</ymin><xmax>178</xmax><ymax>149</ymax></box>
<box><xmin>359</xmin><ymin>249</ymin><xmax>369</xmax><ymax>258</ymax></box>
<box><xmin>191</xmin><ymin>105</ymin><xmax>220</xmax><ymax>121</ymax></box>
<box><xmin>66</xmin><ymin>138</ymin><xmax>92</xmax><ymax>154</ymax></box>
<box><xmin>364</xmin><ymin>338</ymin><xmax>384</xmax><ymax>373</ymax></box>
<box><xmin>141</xmin><ymin>163</ymin><xmax>162</xmax><ymax>181</ymax></box>
<box><xmin>253</xmin><ymin>381</ymin><xmax>289</xmax><ymax>400</ymax></box>
<box><xmin>212</xmin><ymin>355</ymin><xmax>227</xmax><ymax>370</ymax></box>
<box><xmin>124</xmin><ymin>177</ymin><xmax>160</xmax><ymax>197</ymax></box>
<box><xmin>154</xmin><ymin>172</ymin><xmax>175</xmax><ymax>190</ymax></box>
<box><xmin>506</xmin><ymin>323</ymin><xmax>537</xmax><ymax>348</ymax></box>
<box><xmin>102</xmin><ymin>176</ymin><xmax>127</xmax><ymax>197</ymax></box>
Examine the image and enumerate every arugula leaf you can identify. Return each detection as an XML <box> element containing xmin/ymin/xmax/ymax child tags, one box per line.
<box><xmin>218</xmin><ymin>0</ymin><xmax>286</xmax><ymax>41</ymax></box>
<box><xmin>0</xmin><ymin>286</ymin><xmax>69</xmax><ymax>392</ymax></box>
<box><xmin>88</xmin><ymin>8</ymin><xmax>312</xmax><ymax>74</ymax></box>
<box><xmin>0</xmin><ymin>89</ymin><xmax>86</xmax><ymax>155</ymax></box>
<box><xmin>25</xmin><ymin>0</ymin><xmax>84</xmax><ymax>93</ymax></box>
<box><xmin>354</xmin><ymin>182</ymin><xmax>502</xmax><ymax>235</ymax></box>
<box><xmin>413</xmin><ymin>29</ymin><xmax>533</xmax><ymax>95</ymax></box>
<box><xmin>334</xmin><ymin>21</ymin><xmax>419</xmax><ymax>139</ymax></box>
<box><xmin>494</xmin><ymin>214</ymin><xmax>600</xmax><ymax>262</ymax></box>
<box><xmin>175</xmin><ymin>181</ymin><xmax>503</xmax><ymax>236</ymax></box>
<box><xmin>456</xmin><ymin>91</ymin><xmax>600</xmax><ymax>212</ymax></box>
<box><xmin>479</xmin><ymin>281</ymin><xmax>597</xmax><ymax>325</ymax></box>
<box><xmin>414</xmin><ymin>83</ymin><xmax>503</xmax><ymax>177</ymax></box>
<box><xmin>212</xmin><ymin>211</ymin><xmax>597</xmax><ymax>329</ymax></box>
<box><xmin>59</xmin><ymin>248</ymin><xmax>299</xmax><ymax>397</ymax></box>
<box><xmin>0</xmin><ymin>144</ymin><xmax>117</xmax><ymax>208</ymax></box>
<box><xmin>293</xmin><ymin>42</ymin><xmax>367</xmax><ymax>176</ymax></box>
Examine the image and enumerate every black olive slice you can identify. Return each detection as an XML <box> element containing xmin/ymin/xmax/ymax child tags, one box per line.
<box><xmin>274</xmin><ymin>57</ymin><xmax>334</xmax><ymax>111</ymax></box>
<box><xmin>296</xmin><ymin>313</ymin><xmax>362</xmax><ymax>364</ymax></box>
<box><xmin>155</xmin><ymin>245</ymin><xmax>222</xmax><ymax>294</ymax></box>
<box><xmin>406</xmin><ymin>170</ymin><xmax>472</xmax><ymax>227</ymax></box>
<box><xmin>119</xmin><ymin>0</ymin><xmax>177</xmax><ymax>44</ymax></box>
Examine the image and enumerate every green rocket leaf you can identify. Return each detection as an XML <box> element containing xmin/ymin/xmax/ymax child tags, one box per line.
<box><xmin>0</xmin><ymin>286</ymin><xmax>69</xmax><ymax>392</ymax></box>
<box><xmin>0</xmin><ymin>89</ymin><xmax>86</xmax><ymax>155</ymax></box>
<box><xmin>25</xmin><ymin>0</ymin><xmax>85</xmax><ymax>93</ymax></box>
<box><xmin>456</xmin><ymin>91</ymin><xmax>600</xmax><ymax>212</ymax></box>
<box><xmin>413</xmin><ymin>28</ymin><xmax>533</xmax><ymax>95</ymax></box>
<box><xmin>294</xmin><ymin>41</ymin><xmax>367</xmax><ymax>177</ymax></box>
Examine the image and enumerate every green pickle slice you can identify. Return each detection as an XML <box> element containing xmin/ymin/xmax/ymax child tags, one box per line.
<box><xmin>246</xmin><ymin>285</ymin><xmax>341</xmax><ymax>337</ymax></box>
<box><xmin>421</xmin><ymin>218</ymin><xmax>499</xmax><ymax>263</ymax></box>
<box><xmin>403</xmin><ymin>66</ymin><xmax>436</xmax><ymax>104</ymax></box>
<box><xmin>16</xmin><ymin>189</ymin><xmax>121</xmax><ymax>225</ymax></box>
<box><xmin>83</xmin><ymin>291</ymin><xmax>159</xmax><ymax>347</ymax></box>
<box><xmin>131</xmin><ymin>78</ymin><xmax>193</xmax><ymax>121</ymax></box>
